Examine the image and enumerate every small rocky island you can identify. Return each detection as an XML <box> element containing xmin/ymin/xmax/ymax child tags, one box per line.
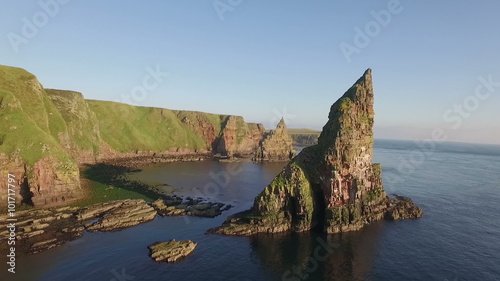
<box><xmin>208</xmin><ymin>69</ymin><xmax>423</xmax><ymax>236</ymax></box>
<box><xmin>148</xmin><ymin>240</ymin><xmax>197</xmax><ymax>263</ymax></box>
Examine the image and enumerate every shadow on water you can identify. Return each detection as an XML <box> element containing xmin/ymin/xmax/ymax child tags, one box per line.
<box><xmin>81</xmin><ymin>163</ymin><xmax>160</xmax><ymax>200</ymax></box>
<box><xmin>250</xmin><ymin>221</ymin><xmax>385</xmax><ymax>281</ymax></box>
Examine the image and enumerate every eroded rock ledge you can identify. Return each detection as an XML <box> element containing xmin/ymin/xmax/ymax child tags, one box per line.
<box><xmin>208</xmin><ymin>69</ymin><xmax>423</xmax><ymax>236</ymax></box>
<box><xmin>148</xmin><ymin>240</ymin><xmax>197</xmax><ymax>263</ymax></box>
<box><xmin>0</xmin><ymin>197</ymin><xmax>229</xmax><ymax>255</ymax></box>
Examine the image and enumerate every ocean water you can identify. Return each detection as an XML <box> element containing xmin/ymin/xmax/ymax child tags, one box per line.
<box><xmin>3</xmin><ymin>140</ymin><xmax>500</xmax><ymax>281</ymax></box>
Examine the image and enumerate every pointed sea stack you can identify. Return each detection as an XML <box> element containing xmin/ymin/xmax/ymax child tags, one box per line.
<box><xmin>208</xmin><ymin>69</ymin><xmax>422</xmax><ymax>236</ymax></box>
<box><xmin>253</xmin><ymin>118</ymin><xmax>295</xmax><ymax>162</ymax></box>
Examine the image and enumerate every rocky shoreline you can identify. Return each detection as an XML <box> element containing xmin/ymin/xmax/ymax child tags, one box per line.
<box><xmin>207</xmin><ymin>195</ymin><xmax>422</xmax><ymax>236</ymax></box>
<box><xmin>0</xmin><ymin>194</ymin><xmax>231</xmax><ymax>255</ymax></box>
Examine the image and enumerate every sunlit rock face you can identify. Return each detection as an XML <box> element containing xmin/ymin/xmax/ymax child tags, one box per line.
<box><xmin>253</xmin><ymin>118</ymin><xmax>295</xmax><ymax>162</ymax></box>
<box><xmin>208</xmin><ymin>69</ymin><xmax>423</xmax><ymax>236</ymax></box>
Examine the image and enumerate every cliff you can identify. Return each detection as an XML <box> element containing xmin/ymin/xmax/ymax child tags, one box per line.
<box><xmin>253</xmin><ymin>118</ymin><xmax>295</xmax><ymax>161</ymax></box>
<box><xmin>0</xmin><ymin>65</ymin><xmax>274</xmax><ymax>208</ymax></box>
<box><xmin>288</xmin><ymin>129</ymin><xmax>320</xmax><ymax>147</ymax></box>
<box><xmin>213</xmin><ymin>115</ymin><xmax>265</xmax><ymax>157</ymax></box>
<box><xmin>45</xmin><ymin>89</ymin><xmax>103</xmax><ymax>163</ymax></box>
<box><xmin>208</xmin><ymin>69</ymin><xmax>422</xmax><ymax>236</ymax></box>
<box><xmin>0</xmin><ymin>67</ymin><xmax>81</xmax><ymax>208</ymax></box>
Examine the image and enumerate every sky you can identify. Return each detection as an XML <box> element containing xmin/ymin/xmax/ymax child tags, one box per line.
<box><xmin>1</xmin><ymin>0</ymin><xmax>499</xmax><ymax>144</ymax></box>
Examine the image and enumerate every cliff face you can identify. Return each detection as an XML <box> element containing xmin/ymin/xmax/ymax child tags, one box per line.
<box><xmin>214</xmin><ymin>116</ymin><xmax>265</xmax><ymax>157</ymax></box>
<box><xmin>253</xmin><ymin>118</ymin><xmax>295</xmax><ymax>161</ymax></box>
<box><xmin>0</xmin><ymin>67</ymin><xmax>82</xmax><ymax>208</ymax></box>
<box><xmin>288</xmin><ymin>129</ymin><xmax>320</xmax><ymax>147</ymax></box>
<box><xmin>209</xmin><ymin>69</ymin><xmax>422</xmax><ymax>236</ymax></box>
<box><xmin>0</xmin><ymin>65</ymin><xmax>272</xmax><ymax>208</ymax></box>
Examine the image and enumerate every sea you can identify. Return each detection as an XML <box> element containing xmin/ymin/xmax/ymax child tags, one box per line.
<box><xmin>3</xmin><ymin>139</ymin><xmax>500</xmax><ymax>281</ymax></box>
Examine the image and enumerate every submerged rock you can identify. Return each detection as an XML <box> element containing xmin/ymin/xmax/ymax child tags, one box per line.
<box><xmin>148</xmin><ymin>240</ymin><xmax>197</xmax><ymax>263</ymax></box>
<box><xmin>208</xmin><ymin>69</ymin><xmax>423</xmax><ymax>236</ymax></box>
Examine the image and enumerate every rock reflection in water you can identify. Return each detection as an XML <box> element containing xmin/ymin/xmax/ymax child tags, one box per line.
<box><xmin>250</xmin><ymin>221</ymin><xmax>384</xmax><ymax>281</ymax></box>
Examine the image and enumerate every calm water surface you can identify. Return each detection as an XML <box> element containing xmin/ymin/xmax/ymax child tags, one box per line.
<box><xmin>3</xmin><ymin>140</ymin><xmax>500</xmax><ymax>281</ymax></box>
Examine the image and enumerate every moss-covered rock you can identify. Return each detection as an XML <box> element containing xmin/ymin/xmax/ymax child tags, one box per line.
<box><xmin>210</xmin><ymin>69</ymin><xmax>423</xmax><ymax>236</ymax></box>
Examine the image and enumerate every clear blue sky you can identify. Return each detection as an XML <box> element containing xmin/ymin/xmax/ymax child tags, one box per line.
<box><xmin>1</xmin><ymin>0</ymin><xmax>499</xmax><ymax>144</ymax></box>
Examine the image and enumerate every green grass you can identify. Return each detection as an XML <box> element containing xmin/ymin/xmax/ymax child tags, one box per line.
<box><xmin>73</xmin><ymin>180</ymin><xmax>156</xmax><ymax>207</ymax></box>
<box><xmin>87</xmin><ymin>100</ymin><xmax>209</xmax><ymax>152</ymax></box>
<box><xmin>288</xmin><ymin>129</ymin><xmax>320</xmax><ymax>147</ymax></box>
<box><xmin>0</xmin><ymin>66</ymin><xmax>75</xmax><ymax>167</ymax></box>
<box><xmin>1</xmin><ymin>65</ymin><xmax>273</xmax><ymax>210</ymax></box>
<box><xmin>287</xmin><ymin>128</ymin><xmax>321</xmax><ymax>135</ymax></box>
<box><xmin>72</xmin><ymin>164</ymin><xmax>160</xmax><ymax>207</ymax></box>
<box><xmin>0</xmin><ymin>66</ymin><xmax>80</xmax><ymax>200</ymax></box>
<box><xmin>0</xmin><ymin>66</ymin><xmax>67</xmax><ymax>140</ymax></box>
<box><xmin>46</xmin><ymin>89</ymin><xmax>102</xmax><ymax>153</ymax></box>
<box><xmin>175</xmin><ymin>110</ymin><xmax>226</xmax><ymax>136</ymax></box>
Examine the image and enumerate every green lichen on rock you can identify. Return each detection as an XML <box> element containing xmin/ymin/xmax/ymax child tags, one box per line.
<box><xmin>253</xmin><ymin>162</ymin><xmax>315</xmax><ymax>231</ymax></box>
<box><xmin>209</xmin><ymin>69</ymin><xmax>423</xmax><ymax>236</ymax></box>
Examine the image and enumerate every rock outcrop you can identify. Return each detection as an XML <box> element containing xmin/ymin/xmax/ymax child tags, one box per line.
<box><xmin>208</xmin><ymin>69</ymin><xmax>423</xmax><ymax>236</ymax></box>
<box><xmin>148</xmin><ymin>240</ymin><xmax>197</xmax><ymax>263</ymax></box>
<box><xmin>214</xmin><ymin>116</ymin><xmax>265</xmax><ymax>157</ymax></box>
<box><xmin>152</xmin><ymin>198</ymin><xmax>231</xmax><ymax>218</ymax></box>
<box><xmin>253</xmin><ymin>118</ymin><xmax>296</xmax><ymax>162</ymax></box>
<box><xmin>0</xmin><ymin>196</ymin><xmax>231</xmax><ymax>255</ymax></box>
<box><xmin>0</xmin><ymin>200</ymin><xmax>157</xmax><ymax>255</ymax></box>
<box><xmin>81</xmin><ymin>199</ymin><xmax>158</xmax><ymax>232</ymax></box>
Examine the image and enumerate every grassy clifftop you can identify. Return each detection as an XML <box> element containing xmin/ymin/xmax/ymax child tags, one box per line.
<box><xmin>87</xmin><ymin>100</ymin><xmax>210</xmax><ymax>152</ymax></box>
<box><xmin>287</xmin><ymin>129</ymin><xmax>320</xmax><ymax>147</ymax></box>
<box><xmin>0</xmin><ymin>66</ymin><xmax>74</xmax><ymax>166</ymax></box>
<box><xmin>0</xmin><ymin>65</ymin><xmax>267</xmax><ymax>207</ymax></box>
<box><xmin>46</xmin><ymin>89</ymin><xmax>102</xmax><ymax>157</ymax></box>
<box><xmin>0</xmin><ymin>65</ymin><xmax>81</xmax><ymax>207</ymax></box>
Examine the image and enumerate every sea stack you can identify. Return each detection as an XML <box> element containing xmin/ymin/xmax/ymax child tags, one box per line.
<box><xmin>253</xmin><ymin>118</ymin><xmax>295</xmax><ymax>162</ymax></box>
<box><xmin>208</xmin><ymin>69</ymin><xmax>422</xmax><ymax>236</ymax></box>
